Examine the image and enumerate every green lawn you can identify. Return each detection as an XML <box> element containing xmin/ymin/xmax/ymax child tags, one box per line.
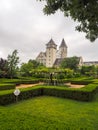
<box><xmin>0</xmin><ymin>95</ymin><xmax>98</xmax><ymax>130</ymax></box>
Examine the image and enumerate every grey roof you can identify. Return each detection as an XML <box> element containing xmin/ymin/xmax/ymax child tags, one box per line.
<box><xmin>84</xmin><ymin>61</ymin><xmax>98</xmax><ymax>63</ymax></box>
<box><xmin>60</xmin><ymin>38</ymin><xmax>67</xmax><ymax>48</ymax></box>
<box><xmin>53</xmin><ymin>58</ymin><xmax>64</xmax><ymax>67</ymax></box>
<box><xmin>54</xmin><ymin>57</ymin><xmax>83</xmax><ymax>67</ymax></box>
<box><xmin>83</xmin><ymin>61</ymin><xmax>98</xmax><ymax>64</ymax></box>
<box><xmin>36</xmin><ymin>52</ymin><xmax>46</xmax><ymax>59</ymax></box>
<box><xmin>46</xmin><ymin>38</ymin><xmax>57</xmax><ymax>46</ymax></box>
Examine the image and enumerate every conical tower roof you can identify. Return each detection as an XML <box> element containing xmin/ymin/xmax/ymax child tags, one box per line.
<box><xmin>46</xmin><ymin>38</ymin><xmax>57</xmax><ymax>46</ymax></box>
<box><xmin>60</xmin><ymin>38</ymin><xmax>67</xmax><ymax>48</ymax></box>
<box><xmin>46</xmin><ymin>38</ymin><xmax>57</xmax><ymax>48</ymax></box>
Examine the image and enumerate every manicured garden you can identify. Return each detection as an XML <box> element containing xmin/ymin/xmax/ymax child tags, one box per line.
<box><xmin>0</xmin><ymin>77</ymin><xmax>98</xmax><ymax>129</ymax></box>
<box><xmin>0</xmin><ymin>95</ymin><xmax>98</xmax><ymax>130</ymax></box>
<box><xmin>1</xmin><ymin>39</ymin><xmax>98</xmax><ymax>129</ymax></box>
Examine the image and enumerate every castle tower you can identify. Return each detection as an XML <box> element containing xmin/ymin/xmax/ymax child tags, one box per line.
<box><xmin>59</xmin><ymin>38</ymin><xmax>67</xmax><ymax>59</ymax></box>
<box><xmin>46</xmin><ymin>39</ymin><xmax>57</xmax><ymax>67</ymax></box>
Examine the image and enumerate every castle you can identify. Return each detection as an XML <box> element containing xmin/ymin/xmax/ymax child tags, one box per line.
<box><xmin>36</xmin><ymin>38</ymin><xmax>67</xmax><ymax>67</ymax></box>
<box><xmin>36</xmin><ymin>38</ymin><xmax>98</xmax><ymax>67</ymax></box>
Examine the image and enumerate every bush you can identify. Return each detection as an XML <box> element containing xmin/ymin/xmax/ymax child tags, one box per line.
<box><xmin>0</xmin><ymin>78</ymin><xmax>40</xmax><ymax>85</ymax></box>
<box><xmin>0</xmin><ymin>86</ymin><xmax>43</xmax><ymax>105</ymax></box>
<box><xmin>18</xmin><ymin>87</ymin><xmax>43</xmax><ymax>101</ymax></box>
<box><xmin>57</xmin><ymin>73</ymin><xmax>65</xmax><ymax>79</ymax></box>
<box><xmin>42</xmin><ymin>85</ymin><xmax>97</xmax><ymax>102</ymax></box>
<box><xmin>0</xmin><ymin>89</ymin><xmax>15</xmax><ymax>105</ymax></box>
<box><xmin>0</xmin><ymin>83</ymin><xmax>15</xmax><ymax>90</ymax></box>
<box><xmin>69</xmin><ymin>79</ymin><xmax>93</xmax><ymax>85</ymax></box>
<box><xmin>1</xmin><ymin>83</ymin><xmax>98</xmax><ymax>105</ymax></box>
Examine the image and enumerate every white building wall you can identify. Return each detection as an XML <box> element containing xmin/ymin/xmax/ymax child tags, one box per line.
<box><xmin>36</xmin><ymin>52</ymin><xmax>46</xmax><ymax>66</ymax></box>
<box><xmin>59</xmin><ymin>47</ymin><xmax>67</xmax><ymax>59</ymax></box>
<box><xmin>46</xmin><ymin>47</ymin><xmax>57</xmax><ymax>67</ymax></box>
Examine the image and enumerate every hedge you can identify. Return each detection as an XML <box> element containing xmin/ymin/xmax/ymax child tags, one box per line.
<box><xmin>43</xmin><ymin>78</ymin><xmax>94</xmax><ymax>86</ymax></box>
<box><xmin>0</xmin><ymin>84</ymin><xmax>98</xmax><ymax>105</ymax></box>
<box><xmin>42</xmin><ymin>86</ymin><xmax>95</xmax><ymax>102</ymax></box>
<box><xmin>43</xmin><ymin>79</ymin><xmax>70</xmax><ymax>86</ymax></box>
<box><xmin>0</xmin><ymin>78</ymin><xmax>41</xmax><ymax>85</ymax></box>
<box><xmin>0</xmin><ymin>77</ymin><xmax>95</xmax><ymax>86</ymax></box>
<box><xmin>8</xmin><ymin>79</ymin><xmax>40</xmax><ymax>85</ymax></box>
<box><xmin>0</xmin><ymin>86</ymin><xmax>43</xmax><ymax>105</ymax></box>
<box><xmin>70</xmin><ymin>80</ymin><xmax>93</xmax><ymax>85</ymax></box>
<box><xmin>0</xmin><ymin>84</ymin><xmax>15</xmax><ymax>90</ymax></box>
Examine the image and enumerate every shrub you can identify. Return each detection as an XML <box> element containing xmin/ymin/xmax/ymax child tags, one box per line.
<box><xmin>42</xmin><ymin>85</ymin><xmax>97</xmax><ymax>102</ymax></box>
<box><xmin>0</xmin><ymin>89</ymin><xmax>15</xmax><ymax>105</ymax></box>
<box><xmin>18</xmin><ymin>87</ymin><xmax>43</xmax><ymax>101</ymax></box>
<box><xmin>0</xmin><ymin>83</ymin><xmax>98</xmax><ymax>105</ymax></box>
<box><xmin>70</xmin><ymin>80</ymin><xmax>93</xmax><ymax>85</ymax></box>
<box><xmin>0</xmin><ymin>83</ymin><xmax>15</xmax><ymax>90</ymax></box>
<box><xmin>0</xmin><ymin>78</ymin><xmax>40</xmax><ymax>85</ymax></box>
<box><xmin>0</xmin><ymin>86</ymin><xmax>43</xmax><ymax>105</ymax></box>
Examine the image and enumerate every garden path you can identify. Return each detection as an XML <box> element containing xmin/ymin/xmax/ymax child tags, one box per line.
<box><xmin>65</xmin><ymin>83</ymin><xmax>85</xmax><ymax>88</ymax></box>
<box><xmin>16</xmin><ymin>82</ymin><xmax>85</xmax><ymax>89</ymax></box>
<box><xmin>16</xmin><ymin>82</ymin><xmax>44</xmax><ymax>89</ymax></box>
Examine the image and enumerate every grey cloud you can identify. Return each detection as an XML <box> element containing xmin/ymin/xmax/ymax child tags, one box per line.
<box><xmin>0</xmin><ymin>0</ymin><xmax>98</xmax><ymax>63</ymax></box>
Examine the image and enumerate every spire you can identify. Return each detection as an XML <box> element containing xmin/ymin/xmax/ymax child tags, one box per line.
<box><xmin>47</xmin><ymin>38</ymin><xmax>56</xmax><ymax>46</ymax></box>
<box><xmin>46</xmin><ymin>38</ymin><xmax>57</xmax><ymax>49</ymax></box>
<box><xmin>60</xmin><ymin>38</ymin><xmax>67</xmax><ymax>48</ymax></box>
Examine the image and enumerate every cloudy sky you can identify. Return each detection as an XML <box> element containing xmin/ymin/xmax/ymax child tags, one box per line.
<box><xmin>0</xmin><ymin>0</ymin><xmax>98</xmax><ymax>64</ymax></box>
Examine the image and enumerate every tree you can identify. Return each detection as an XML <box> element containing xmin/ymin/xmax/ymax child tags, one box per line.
<box><xmin>20</xmin><ymin>60</ymin><xmax>45</xmax><ymax>77</ymax></box>
<box><xmin>20</xmin><ymin>61</ymin><xmax>34</xmax><ymax>77</ymax></box>
<box><xmin>60</xmin><ymin>56</ymin><xmax>79</xmax><ymax>71</ymax></box>
<box><xmin>38</xmin><ymin>0</ymin><xmax>98</xmax><ymax>41</ymax></box>
<box><xmin>81</xmin><ymin>65</ymin><xmax>96</xmax><ymax>77</ymax></box>
<box><xmin>0</xmin><ymin>58</ymin><xmax>9</xmax><ymax>78</ymax></box>
<box><xmin>7</xmin><ymin>50</ymin><xmax>19</xmax><ymax>78</ymax></box>
<box><xmin>28</xmin><ymin>60</ymin><xmax>44</xmax><ymax>69</ymax></box>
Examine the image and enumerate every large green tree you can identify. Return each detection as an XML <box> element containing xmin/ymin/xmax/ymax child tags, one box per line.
<box><xmin>7</xmin><ymin>50</ymin><xmax>19</xmax><ymax>78</ymax></box>
<box><xmin>38</xmin><ymin>0</ymin><xmax>98</xmax><ymax>41</ymax></box>
<box><xmin>20</xmin><ymin>60</ymin><xmax>45</xmax><ymax>77</ymax></box>
<box><xmin>81</xmin><ymin>65</ymin><xmax>96</xmax><ymax>76</ymax></box>
<box><xmin>60</xmin><ymin>56</ymin><xmax>79</xmax><ymax>71</ymax></box>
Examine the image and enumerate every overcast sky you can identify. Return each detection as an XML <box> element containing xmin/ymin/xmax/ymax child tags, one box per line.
<box><xmin>0</xmin><ymin>0</ymin><xmax>98</xmax><ymax>64</ymax></box>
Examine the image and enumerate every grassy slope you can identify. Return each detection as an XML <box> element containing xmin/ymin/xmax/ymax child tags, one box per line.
<box><xmin>0</xmin><ymin>95</ymin><xmax>98</xmax><ymax>130</ymax></box>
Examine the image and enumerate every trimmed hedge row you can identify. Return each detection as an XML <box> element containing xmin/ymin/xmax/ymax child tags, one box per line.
<box><xmin>42</xmin><ymin>87</ymin><xmax>95</xmax><ymax>102</ymax></box>
<box><xmin>0</xmin><ymin>77</ymin><xmax>96</xmax><ymax>86</ymax></box>
<box><xmin>0</xmin><ymin>83</ymin><xmax>98</xmax><ymax>105</ymax></box>
<box><xmin>0</xmin><ymin>78</ymin><xmax>42</xmax><ymax>91</ymax></box>
<box><xmin>0</xmin><ymin>86</ymin><xmax>43</xmax><ymax>105</ymax></box>
<box><xmin>0</xmin><ymin>79</ymin><xmax>40</xmax><ymax>85</ymax></box>
<box><xmin>0</xmin><ymin>84</ymin><xmax>15</xmax><ymax>90</ymax></box>
<box><xmin>70</xmin><ymin>80</ymin><xmax>93</xmax><ymax>85</ymax></box>
<box><xmin>43</xmin><ymin>78</ymin><xmax>94</xmax><ymax>86</ymax></box>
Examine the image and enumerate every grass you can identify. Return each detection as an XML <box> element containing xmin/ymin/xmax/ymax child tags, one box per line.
<box><xmin>0</xmin><ymin>95</ymin><xmax>98</xmax><ymax>130</ymax></box>
<box><xmin>0</xmin><ymin>77</ymin><xmax>98</xmax><ymax>129</ymax></box>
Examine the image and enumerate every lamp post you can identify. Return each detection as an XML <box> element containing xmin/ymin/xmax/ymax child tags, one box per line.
<box><xmin>14</xmin><ymin>89</ymin><xmax>20</xmax><ymax>102</ymax></box>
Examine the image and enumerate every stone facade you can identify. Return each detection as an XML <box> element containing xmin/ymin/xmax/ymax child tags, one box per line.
<box><xmin>36</xmin><ymin>38</ymin><xmax>67</xmax><ymax>67</ymax></box>
<box><xmin>58</xmin><ymin>38</ymin><xmax>67</xmax><ymax>59</ymax></box>
<box><xmin>36</xmin><ymin>38</ymin><xmax>98</xmax><ymax>67</ymax></box>
<box><xmin>46</xmin><ymin>39</ymin><xmax>57</xmax><ymax>67</ymax></box>
<box><xmin>36</xmin><ymin>52</ymin><xmax>46</xmax><ymax>66</ymax></box>
<box><xmin>83</xmin><ymin>61</ymin><xmax>98</xmax><ymax>66</ymax></box>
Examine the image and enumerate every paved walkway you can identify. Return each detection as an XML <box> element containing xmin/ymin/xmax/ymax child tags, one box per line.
<box><xmin>65</xmin><ymin>82</ymin><xmax>85</xmax><ymax>88</ymax></box>
<box><xmin>16</xmin><ymin>82</ymin><xmax>44</xmax><ymax>89</ymax></box>
<box><xmin>16</xmin><ymin>82</ymin><xmax>85</xmax><ymax>89</ymax></box>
